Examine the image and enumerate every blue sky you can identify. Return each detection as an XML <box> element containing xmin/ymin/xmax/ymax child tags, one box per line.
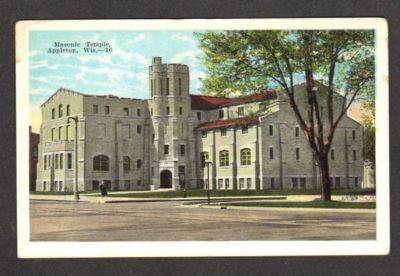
<box><xmin>29</xmin><ymin>30</ymin><xmax>206</xmax><ymax>108</ymax></box>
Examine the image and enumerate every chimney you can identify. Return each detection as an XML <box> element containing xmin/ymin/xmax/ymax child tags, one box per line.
<box><xmin>152</xmin><ymin>57</ymin><xmax>162</xmax><ymax>64</ymax></box>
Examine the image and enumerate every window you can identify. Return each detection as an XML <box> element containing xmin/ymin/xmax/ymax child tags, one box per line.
<box><xmin>238</xmin><ymin>106</ymin><xmax>244</xmax><ymax>116</ymax></box>
<box><xmin>269</xmin><ymin>147</ymin><xmax>274</xmax><ymax>160</ymax></box>
<box><xmin>51</xmin><ymin>128</ymin><xmax>55</xmax><ymax>141</ymax></box>
<box><xmin>123</xmin><ymin>107</ymin><xmax>129</xmax><ymax>116</ymax></box>
<box><xmin>295</xmin><ymin>126</ymin><xmax>300</xmax><ymax>137</ymax></box>
<box><xmin>43</xmin><ymin>181</ymin><xmax>47</xmax><ymax>191</ymax></box>
<box><xmin>353</xmin><ymin>150</ymin><xmax>357</xmax><ymax>161</ymax></box>
<box><xmin>269</xmin><ymin>125</ymin><xmax>274</xmax><ymax>136</ymax></box>
<box><xmin>150</xmin><ymin>108</ymin><xmax>153</xmax><ymax>116</ymax></box>
<box><xmin>137</xmin><ymin>180</ymin><xmax>141</xmax><ymax>186</ymax></box>
<box><xmin>159</xmin><ymin>79</ymin><xmax>163</xmax><ymax>94</ymax></box>
<box><xmin>93</xmin><ymin>105</ymin><xmax>98</xmax><ymax>114</ymax></box>
<box><xmin>240</xmin><ymin>148</ymin><xmax>251</xmax><ymax>166</ymax></box>
<box><xmin>152</xmin><ymin>134</ymin><xmax>155</xmax><ymax>143</ymax></box>
<box><xmin>48</xmin><ymin>155</ymin><xmax>51</xmax><ymax>168</ymax></box>
<box><xmin>225</xmin><ymin>179</ymin><xmax>230</xmax><ymax>189</ymax></box>
<box><xmin>239</xmin><ymin>178</ymin><xmax>245</xmax><ymax>189</ymax></box>
<box><xmin>55</xmin><ymin>154</ymin><xmax>59</xmax><ymax>169</ymax></box>
<box><xmin>58</xmin><ymin>126</ymin><xmax>62</xmax><ymax>140</ymax></box>
<box><xmin>197</xmin><ymin>112</ymin><xmax>202</xmax><ymax>121</ymax></box>
<box><xmin>166</xmin><ymin>78</ymin><xmax>170</xmax><ymax>95</ymax></box>
<box><xmin>220</xmin><ymin>128</ymin><xmax>227</xmax><ymax>136</ymax></box>
<box><xmin>164</xmin><ymin>145</ymin><xmax>169</xmax><ymax>155</ymax></box>
<box><xmin>60</xmin><ymin>153</ymin><xmax>63</xmax><ymax>169</ymax></box>
<box><xmin>150</xmin><ymin>79</ymin><xmax>154</xmax><ymax>96</ymax></box>
<box><xmin>355</xmin><ymin>177</ymin><xmax>359</xmax><ymax>187</ymax></box>
<box><xmin>137</xmin><ymin>108</ymin><xmax>141</xmax><ymax>116</ymax></box>
<box><xmin>300</xmin><ymin>177</ymin><xmax>306</xmax><ymax>189</ymax></box>
<box><xmin>67</xmin><ymin>153</ymin><xmax>72</xmax><ymax>169</ymax></box>
<box><xmin>105</xmin><ymin>105</ymin><xmax>110</xmax><ymax>115</ymax></box>
<box><xmin>296</xmin><ymin>148</ymin><xmax>300</xmax><ymax>160</ymax></box>
<box><xmin>335</xmin><ymin>177</ymin><xmax>341</xmax><ymax>188</ymax></box>
<box><xmin>270</xmin><ymin>177</ymin><xmax>275</xmax><ymax>189</ymax></box>
<box><xmin>58</xmin><ymin>104</ymin><xmax>63</xmax><ymax>117</ymax></box>
<box><xmin>242</xmin><ymin>125</ymin><xmax>248</xmax><ymax>134</ymax></box>
<box><xmin>201</xmin><ymin>131</ymin><xmax>207</xmax><ymax>138</ymax></box>
<box><xmin>166</xmin><ymin>106</ymin><xmax>170</xmax><ymax>115</ymax></box>
<box><xmin>331</xmin><ymin>149</ymin><xmax>335</xmax><ymax>160</ymax></box>
<box><xmin>151</xmin><ymin>167</ymin><xmax>154</xmax><ymax>176</ymax></box>
<box><xmin>178</xmin><ymin>78</ymin><xmax>182</xmax><ymax>95</ymax></box>
<box><xmin>137</xmin><ymin>159</ymin><xmax>142</xmax><ymax>169</ymax></box>
<box><xmin>66</xmin><ymin>125</ymin><xmax>70</xmax><ymax>140</ymax></box>
<box><xmin>66</xmin><ymin>105</ymin><xmax>70</xmax><ymax>116</ymax></box>
<box><xmin>218</xmin><ymin>179</ymin><xmax>223</xmax><ymax>189</ymax></box>
<box><xmin>137</xmin><ymin>125</ymin><xmax>142</xmax><ymax>134</ymax></box>
<box><xmin>32</xmin><ymin>147</ymin><xmax>38</xmax><ymax>158</ymax></box>
<box><xmin>180</xmin><ymin>145</ymin><xmax>185</xmax><ymax>156</ymax></box>
<box><xmin>201</xmin><ymin>152</ymin><xmax>209</xmax><ymax>167</ymax></box>
<box><xmin>219</xmin><ymin>150</ymin><xmax>229</xmax><ymax>167</ymax></box>
<box><xmin>352</xmin><ymin>130</ymin><xmax>356</xmax><ymax>140</ymax></box>
<box><xmin>179</xmin><ymin>107</ymin><xmax>183</xmax><ymax>115</ymax></box>
<box><xmin>123</xmin><ymin>156</ymin><xmax>130</xmax><ymax>171</ymax></box>
<box><xmin>247</xmin><ymin>178</ymin><xmax>252</xmax><ymax>189</ymax></box>
<box><xmin>292</xmin><ymin>178</ymin><xmax>298</xmax><ymax>189</ymax></box>
<box><xmin>219</xmin><ymin>109</ymin><xmax>224</xmax><ymax>119</ymax></box>
<box><xmin>59</xmin><ymin>181</ymin><xmax>63</xmax><ymax>191</ymax></box>
<box><xmin>44</xmin><ymin>155</ymin><xmax>47</xmax><ymax>170</ymax></box>
<box><xmin>93</xmin><ymin>155</ymin><xmax>109</xmax><ymax>171</ymax></box>
<box><xmin>51</xmin><ymin>108</ymin><xmax>55</xmax><ymax>119</ymax></box>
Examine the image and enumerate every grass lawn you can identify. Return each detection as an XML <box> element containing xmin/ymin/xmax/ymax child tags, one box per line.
<box><xmin>100</xmin><ymin>188</ymin><xmax>375</xmax><ymax>198</ymax></box>
<box><xmin>219</xmin><ymin>200</ymin><xmax>376</xmax><ymax>209</ymax></box>
<box><xmin>30</xmin><ymin>190</ymin><xmax>95</xmax><ymax>195</ymax></box>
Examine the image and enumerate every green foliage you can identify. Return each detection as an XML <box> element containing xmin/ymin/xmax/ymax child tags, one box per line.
<box><xmin>364</xmin><ymin>122</ymin><xmax>375</xmax><ymax>163</ymax></box>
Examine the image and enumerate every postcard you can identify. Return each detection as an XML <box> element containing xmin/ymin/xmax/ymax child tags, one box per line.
<box><xmin>16</xmin><ymin>18</ymin><xmax>389</xmax><ymax>257</ymax></box>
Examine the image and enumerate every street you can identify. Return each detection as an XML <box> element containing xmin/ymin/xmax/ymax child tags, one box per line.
<box><xmin>30</xmin><ymin>200</ymin><xmax>376</xmax><ymax>241</ymax></box>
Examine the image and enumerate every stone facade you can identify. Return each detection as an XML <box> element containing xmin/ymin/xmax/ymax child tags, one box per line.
<box><xmin>36</xmin><ymin>57</ymin><xmax>364</xmax><ymax>192</ymax></box>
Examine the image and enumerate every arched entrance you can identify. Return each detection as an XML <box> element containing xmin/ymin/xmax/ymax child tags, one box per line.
<box><xmin>160</xmin><ymin>170</ymin><xmax>172</xmax><ymax>188</ymax></box>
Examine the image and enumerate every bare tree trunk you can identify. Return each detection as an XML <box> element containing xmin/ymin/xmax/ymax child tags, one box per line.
<box><xmin>318</xmin><ymin>153</ymin><xmax>332</xmax><ymax>201</ymax></box>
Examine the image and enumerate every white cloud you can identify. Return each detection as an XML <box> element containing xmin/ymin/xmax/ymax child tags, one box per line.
<box><xmin>30</xmin><ymin>60</ymin><xmax>60</xmax><ymax>70</ymax></box>
<box><xmin>30</xmin><ymin>76</ymin><xmax>52</xmax><ymax>84</ymax></box>
<box><xmin>30</xmin><ymin>87</ymin><xmax>53</xmax><ymax>95</ymax></box>
<box><xmin>170</xmin><ymin>49</ymin><xmax>202</xmax><ymax>65</ymax></box>
<box><xmin>126</xmin><ymin>33</ymin><xmax>146</xmax><ymax>44</ymax></box>
<box><xmin>173</xmin><ymin>34</ymin><xmax>196</xmax><ymax>44</ymax></box>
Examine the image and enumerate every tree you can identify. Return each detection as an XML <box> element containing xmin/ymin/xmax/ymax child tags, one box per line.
<box><xmin>196</xmin><ymin>30</ymin><xmax>374</xmax><ymax>201</ymax></box>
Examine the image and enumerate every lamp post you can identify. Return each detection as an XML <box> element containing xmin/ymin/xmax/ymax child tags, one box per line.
<box><xmin>67</xmin><ymin>116</ymin><xmax>80</xmax><ymax>201</ymax></box>
<box><xmin>205</xmin><ymin>161</ymin><xmax>212</xmax><ymax>205</ymax></box>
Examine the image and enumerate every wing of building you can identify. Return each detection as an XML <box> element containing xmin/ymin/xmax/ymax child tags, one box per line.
<box><xmin>36</xmin><ymin>57</ymin><xmax>364</xmax><ymax>192</ymax></box>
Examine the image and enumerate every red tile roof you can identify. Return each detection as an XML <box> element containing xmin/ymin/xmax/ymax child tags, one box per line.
<box><xmin>196</xmin><ymin>116</ymin><xmax>260</xmax><ymax>131</ymax></box>
<box><xmin>190</xmin><ymin>90</ymin><xmax>276</xmax><ymax>110</ymax></box>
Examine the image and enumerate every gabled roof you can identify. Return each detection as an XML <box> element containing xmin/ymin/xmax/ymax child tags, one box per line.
<box><xmin>190</xmin><ymin>90</ymin><xmax>276</xmax><ymax>110</ymax></box>
<box><xmin>196</xmin><ymin>116</ymin><xmax>260</xmax><ymax>131</ymax></box>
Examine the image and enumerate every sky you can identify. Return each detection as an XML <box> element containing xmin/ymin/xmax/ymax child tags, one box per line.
<box><xmin>29</xmin><ymin>30</ymin><xmax>206</xmax><ymax>132</ymax></box>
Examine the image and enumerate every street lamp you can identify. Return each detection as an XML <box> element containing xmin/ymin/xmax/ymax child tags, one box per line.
<box><xmin>205</xmin><ymin>161</ymin><xmax>212</xmax><ymax>205</ymax></box>
<box><xmin>67</xmin><ymin>116</ymin><xmax>80</xmax><ymax>201</ymax></box>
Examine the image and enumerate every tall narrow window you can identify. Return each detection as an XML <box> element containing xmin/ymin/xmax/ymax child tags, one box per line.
<box><xmin>66</xmin><ymin>105</ymin><xmax>70</xmax><ymax>116</ymax></box>
<box><xmin>197</xmin><ymin>112</ymin><xmax>202</xmax><ymax>121</ymax></box>
<box><xmin>58</xmin><ymin>126</ymin><xmax>62</xmax><ymax>140</ymax></box>
<box><xmin>137</xmin><ymin>125</ymin><xmax>142</xmax><ymax>134</ymax></box>
<box><xmin>123</xmin><ymin>156</ymin><xmax>130</xmax><ymax>171</ymax></box>
<box><xmin>67</xmin><ymin>153</ymin><xmax>72</xmax><ymax>169</ymax></box>
<box><xmin>150</xmin><ymin>79</ymin><xmax>154</xmax><ymax>96</ymax></box>
<box><xmin>219</xmin><ymin>109</ymin><xmax>224</xmax><ymax>119</ymax></box>
<box><xmin>164</xmin><ymin>145</ymin><xmax>169</xmax><ymax>155</ymax></box>
<box><xmin>105</xmin><ymin>105</ymin><xmax>110</xmax><ymax>115</ymax></box>
<box><xmin>201</xmin><ymin>131</ymin><xmax>207</xmax><ymax>138</ymax></box>
<box><xmin>166</xmin><ymin>106</ymin><xmax>170</xmax><ymax>115</ymax></box>
<box><xmin>178</xmin><ymin>78</ymin><xmax>182</xmax><ymax>95</ymax></box>
<box><xmin>201</xmin><ymin>152</ymin><xmax>209</xmax><ymax>167</ymax></box>
<box><xmin>150</xmin><ymin>108</ymin><xmax>153</xmax><ymax>116</ymax></box>
<box><xmin>240</xmin><ymin>148</ymin><xmax>251</xmax><ymax>166</ymax></box>
<box><xmin>66</xmin><ymin>125</ymin><xmax>70</xmax><ymax>140</ymax></box>
<box><xmin>242</xmin><ymin>125</ymin><xmax>248</xmax><ymax>134</ymax></box>
<box><xmin>269</xmin><ymin>147</ymin><xmax>274</xmax><ymax>160</ymax></box>
<box><xmin>55</xmin><ymin>154</ymin><xmax>59</xmax><ymax>169</ymax></box>
<box><xmin>295</xmin><ymin>126</ymin><xmax>299</xmax><ymax>137</ymax></box>
<box><xmin>353</xmin><ymin>150</ymin><xmax>357</xmax><ymax>161</ymax></box>
<box><xmin>159</xmin><ymin>79</ymin><xmax>163</xmax><ymax>94</ymax></box>
<box><xmin>331</xmin><ymin>149</ymin><xmax>335</xmax><ymax>160</ymax></box>
<box><xmin>296</xmin><ymin>147</ymin><xmax>300</xmax><ymax>160</ymax></box>
<box><xmin>219</xmin><ymin>150</ymin><xmax>229</xmax><ymax>167</ymax></box>
<box><xmin>352</xmin><ymin>130</ymin><xmax>356</xmax><ymax>140</ymax></box>
<box><xmin>60</xmin><ymin>153</ymin><xmax>63</xmax><ymax>169</ymax></box>
<box><xmin>152</xmin><ymin>134</ymin><xmax>155</xmax><ymax>143</ymax></box>
<box><xmin>180</xmin><ymin>145</ymin><xmax>185</xmax><ymax>156</ymax></box>
<box><xmin>51</xmin><ymin>128</ymin><xmax>55</xmax><ymax>141</ymax></box>
<box><xmin>123</xmin><ymin>107</ymin><xmax>129</xmax><ymax>116</ymax></box>
<box><xmin>44</xmin><ymin>155</ymin><xmax>47</xmax><ymax>170</ymax></box>
<box><xmin>93</xmin><ymin>155</ymin><xmax>109</xmax><ymax>171</ymax></box>
<box><xmin>58</xmin><ymin>104</ymin><xmax>63</xmax><ymax>117</ymax></box>
<box><xmin>221</xmin><ymin>128</ymin><xmax>227</xmax><ymax>136</ymax></box>
<box><xmin>269</xmin><ymin>125</ymin><xmax>274</xmax><ymax>136</ymax></box>
<box><xmin>166</xmin><ymin>78</ymin><xmax>170</xmax><ymax>95</ymax></box>
<box><xmin>179</xmin><ymin>107</ymin><xmax>183</xmax><ymax>115</ymax></box>
<box><xmin>137</xmin><ymin>108</ymin><xmax>141</xmax><ymax>116</ymax></box>
<box><xmin>238</xmin><ymin>106</ymin><xmax>244</xmax><ymax>116</ymax></box>
<box><xmin>52</xmin><ymin>108</ymin><xmax>55</xmax><ymax>119</ymax></box>
<box><xmin>137</xmin><ymin>159</ymin><xmax>142</xmax><ymax>169</ymax></box>
<box><xmin>93</xmin><ymin>105</ymin><xmax>98</xmax><ymax>114</ymax></box>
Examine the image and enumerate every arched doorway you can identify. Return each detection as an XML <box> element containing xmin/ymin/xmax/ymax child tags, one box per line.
<box><xmin>160</xmin><ymin>170</ymin><xmax>172</xmax><ymax>188</ymax></box>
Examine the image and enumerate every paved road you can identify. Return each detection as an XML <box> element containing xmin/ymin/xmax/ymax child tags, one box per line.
<box><xmin>30</xmin><ymin>200</ymin><xmax>376</xmax><ymax>241</ymax></box>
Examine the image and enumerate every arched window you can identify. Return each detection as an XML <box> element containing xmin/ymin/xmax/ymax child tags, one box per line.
<box><xmin>123</xmin><ymin>156</ymin><xmax>130</xmax><ymax>171</ymax></box>
<box><xmin>201</xmin><ymin>151</ymin><xmax>209</xmax><ymax>167</ymax></box>
<box><xmin>219</xmin><ymin>150</ymin><xmax>229</xmax><ymax>167</ymax></box>
<box><xmin>240</xmin><ymin>148</ymin><xmax>251</xmax><ymax>166</ymax></box>
<box><xmin>66</xmin><ymin>104</ymin><xmax>70</xmax><ymax>116</ymax></box>
<box><xmin>58</xmin><ymin>104</ymin><xmax>63</xmax><ymax>118</ymax></box>
<box><xmin>51</xmin><ymin>108</ymin><xmax>55</xmax><ymax>119</ymax></box>
<box><xmin>93</xmin><ymin>155</ymin><xmax>109</xmax><ymax>171</ymax></box>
